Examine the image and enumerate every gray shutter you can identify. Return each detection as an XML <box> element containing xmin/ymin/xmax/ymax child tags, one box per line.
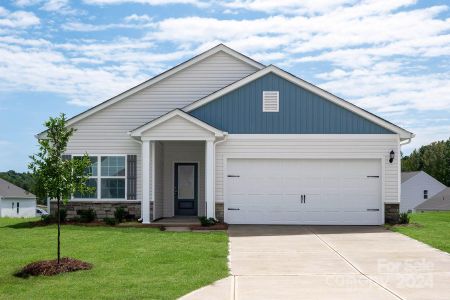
<box><xmin>62</xmin><ymin>154</ymin><xmax>72</xmax><ymax>161</ymax></box>
<box><xmin>127</xmin><ymin>155</ymin><xmax>137</xmax><ymax>200</ymax></box>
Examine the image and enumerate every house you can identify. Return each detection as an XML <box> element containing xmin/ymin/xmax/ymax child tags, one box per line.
<box><xmin>415</xmin><ymin>187</ymin><xmax>450</xmax><ymax>211</ymax></box>
<box><xmin>0</xmin><ymin>178</ymin><xmax>36</xmax><ymax>218</ymax></box>
<box><xmin>401</xmin><ymin>171</ymin><xmax>446</xmax><ymax>213</ymax></box>
<box><xmin>37</xmin><ymin>44</ymin><xmax>414</xmax><ymax>225</ymax></box>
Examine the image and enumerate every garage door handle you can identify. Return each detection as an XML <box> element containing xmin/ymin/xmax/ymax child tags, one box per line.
<box><xmin>367</xmin><ymin>209</ymin><xmax>380</xmax><ymax>211</ymax></box>
<box><xmin>367</xmin><ymin>176</ymin><xmax>379</xmax><ymax>178</ymax></box>
<box><xmin>228</xmin><ymin>208</ymin><xmax>240</xmax><ymax>211</ymax></box>
<box><xmin>227</xmin><ymin>175</ymin><xmax>240</xmax><ymax>178</ymax></box>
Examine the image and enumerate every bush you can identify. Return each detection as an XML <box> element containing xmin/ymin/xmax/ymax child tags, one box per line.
<box><xmin>399</xmin><ymin>212</ymin><xmax>410</xmax><ymax>224</ymax></box>
<box><xmin>199</xmin><ymin>216</ymin><xmax>218</xmax><ymax>227</ymax></box>
<box><xmin>41</xmin><ymin>214</ymin><xmax>55</xmax><ymax>224</ymax></box>
<box><xmin>114</xmin><ymin>207</ymin><xmax>127</xmax><ymax>223</ymax></box>
<box><xmin>103</xmin><ymin>217</ymin><xmax>117</xmax><ymax>226</ymax></box>
<box><xmin>77</xmin><ymin>209</ymin><xmax>96</xmax><ymax>223</ymax></box>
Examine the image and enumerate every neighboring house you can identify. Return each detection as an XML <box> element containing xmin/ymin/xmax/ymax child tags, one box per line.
<box><xmin>415</xmin><ymin>187</ymin><xmax>450</xmax><ymax>211</ymax></box>
<box><xmin>401</xmin><ymin>171</ymin><xmax>446</xmax><ymax>213</ymax></box>
<box><xmin>0</xmin><ymin>178</ymin><xmax>36</xmax><ymax>218</ymax></box>
<box><xmin>37</xmin><ymin>44</ymin><xmax>414</xmax><ymax>225</ymax></box>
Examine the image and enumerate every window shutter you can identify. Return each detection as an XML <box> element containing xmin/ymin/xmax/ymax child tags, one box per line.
<box><xmin>62</xmin><ymin>154</ymin><xmax>72</xmax><ymax>161</ymax></box>
<box><xmin>263</xmin><ymin>91</ymin><xmax>279</xmax><ymax>112</ymax></box>
<box><xmin>127</xmin><ymin>155</ymin><xmax>137</xmax><ymax>200</ymax></box>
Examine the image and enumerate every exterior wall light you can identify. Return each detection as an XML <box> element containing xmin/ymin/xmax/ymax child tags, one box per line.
<box><xmin>389</xmin><ymin>150</ymin><xmax>395</xmax><ymax>163</ymax></box>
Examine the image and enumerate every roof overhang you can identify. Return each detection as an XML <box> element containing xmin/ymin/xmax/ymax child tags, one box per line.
<box><xmin>183</xmin><ymin>65</ymin><xmax>415</xmax><ymax>140</ymax></box>
<box><xmin>129</xmin><ymin>109</ymin><xmax>226</xmax><ymax>139</ymax></box>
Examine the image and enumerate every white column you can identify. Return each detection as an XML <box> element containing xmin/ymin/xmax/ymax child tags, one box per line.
<box><xmin>205</xmin><ymin>140</ymin><xmax>215</xmax><ymax>218</ymax></box>
<box><xmin>142</xmin><ymin>140</ymin><xmax>151</xmax><ymax>224</ymax></box>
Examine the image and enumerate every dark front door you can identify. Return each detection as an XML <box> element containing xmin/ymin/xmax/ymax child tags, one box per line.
<box><xmin>174</xmin><ymin>163</ymin><xmax>198</xmax><ymax>216</ymax></box>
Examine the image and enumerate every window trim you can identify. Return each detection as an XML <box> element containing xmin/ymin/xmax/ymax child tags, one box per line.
<box><xmin>71</xmin><ymin>154</ymin><xmax>127</xmax><ymax>201</ymax></box>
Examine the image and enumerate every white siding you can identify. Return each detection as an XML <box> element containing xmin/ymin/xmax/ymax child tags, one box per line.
<box><xmin>0</xmin><ymin>198</ymin><xmax>36</xmax><ymax>218</ymax></box>
<box><xmin>65</xmin><ymin>51</ymin><xmax>258</xmax><ymax>202</ymax></box>
<box><xmin>162</xmin><ymin>141</ymin><xmax>205</xmax><ymax>217</ymax></box>
<box><xmin>142</xmin><ymin>116</ymin><xmax>215</xmax><ymax>140</ymax></box>
<box><xmin>215</xmin><ymin>135</ymin><xmax>400</xmax><ymax>205</ymax></box>
<box><xmin>401</xmin><ymin>172</ymin><xmax>446</xmax><ymax>212</ymax></box>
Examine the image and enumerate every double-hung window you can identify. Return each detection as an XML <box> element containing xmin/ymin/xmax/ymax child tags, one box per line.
<box><xmin>74</xmin><ymin>155</ymin><xmax>126</xmax><ymax>200</ymax></box>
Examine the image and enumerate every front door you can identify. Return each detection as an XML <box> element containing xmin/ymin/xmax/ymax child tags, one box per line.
<box><xmin>174</xmin><ymin>163</ymin><xmax>198</xmax><ymax>216</ymax></box>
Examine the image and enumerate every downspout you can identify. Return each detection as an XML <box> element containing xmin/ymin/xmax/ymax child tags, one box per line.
<box><xmin>211</xmin><ymin>132</ymin><xmax>228</xmax><ymax>219</ymax></box>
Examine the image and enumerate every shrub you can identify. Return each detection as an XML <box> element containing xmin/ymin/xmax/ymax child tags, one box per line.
<box><xmin>103</xmin><ymin>217</ymin><xmax>117</xmax><ymax>226</ymax></box>
<box><xmin>114</xmin><ymin>207</ymin><xmax>127</xmax><ymax>223</ymax></box>
<box><xmin>199</xmin><ymin>216</ymin><xmax>218</xmax><ymax>227</ymax></box>
<box><xmin>41</xmin><ymin>214</ymin><xmax>55</xmax><ymax>224</ymax></box>
<box><xmin>77</xmin><ymin>209</ymin><xmax>96</xmax><ymax>223</ymax></box>
<box><xmin>399</xmin><ymin>212</ymin><xmax>410</xmax><ymax>224</ymax></box>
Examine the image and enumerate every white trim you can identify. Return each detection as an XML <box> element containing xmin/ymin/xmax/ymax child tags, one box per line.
<box><xmin>142</xmin><ymin>140</ymin><xmax>151</xmax><ymax>224</ymax></box>
<box><xmin>226</xmin><ymin>134</ymin><xmax>399</xmax><ymax>140</ymax></box>
<box><xmin>36</xmin><ymin>45</ymin><xmax>263</xmax><ymax>138</ymax></box>
<box><xmin>141</xmin><ymin>137</ymin><xmax>216</xmax><ymax>142</ymax></box>
<box><xmin>130</xmin><ymin>109</ymin><xmax>225</xmax><ymax>138</ymax></box>
<box><xmin>223</xmin><ymin>155</ymin><xmax>385</xmax><ymax>225</ymax></box>
<box><xmin>183</xmin><ymin>66</ymin><xmax>414</xmax><ymax>139</ymax></box>
<box><xmin>151</xmin><ymin>141</ymin><xmax>156</xmax><ymax>221</ymax></box>
<box><xmin>205</xmin><ymin>140</ymin><xmax>215</xmax><ymax>218</ymax></box>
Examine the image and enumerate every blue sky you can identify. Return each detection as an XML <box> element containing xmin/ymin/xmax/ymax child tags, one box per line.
<box><xmin>0</xmin><ymin>0</ymin><xmax>449</xmax><ymax>172</ymax></box>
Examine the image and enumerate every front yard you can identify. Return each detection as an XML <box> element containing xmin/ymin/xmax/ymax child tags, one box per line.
<box><xmin>0</xmin><ymin>218</ymin><xmax>228</xmax><ymax>299</ymax></box>
<box><xmin>390</xmin><ymin>211</ymin><xmax>450</xmax><ymax>253</ymax></box>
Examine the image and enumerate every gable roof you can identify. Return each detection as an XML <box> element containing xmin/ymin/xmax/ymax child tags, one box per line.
<box><xmin>415</xmin><ymin>187</ymin><xmax>450</xmax><ymax>211</ymax></box>
<box><xmin>183</xmin><ymin>65</ymin><xmax>414</xmax><ymax>140</ymax></box>
<box><xmin>401</xmin><ymin>171</ymin><xmax>421</xmax><ymax>183</ymax></box>
<box><xmin>0</xmin><ymin>178</ymin><xmax>36</xmax><ymax>199</ymax></box>
<box><xmin>37</xmin><ymin>44</ymin><xmax>264</xmax><ymax>138</ymax></box>
<box><xmin>129</xmin><ymin>109</ymin><xmax>226</xmax><ymax>138</ymax></box>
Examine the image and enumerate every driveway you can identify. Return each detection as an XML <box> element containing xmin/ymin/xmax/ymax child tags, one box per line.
<box><xmin>181</xmin><ymin>225</ymin><xmax>450</xmax><ymax>300</ymax></box>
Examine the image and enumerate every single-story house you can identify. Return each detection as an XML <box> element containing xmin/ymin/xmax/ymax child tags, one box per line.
<box><xmin>37</xmin><ymin>44</ymin><xmax>414</xmax><ymax>225</ymax></box>
<box><xmin>415</xmin><ymin>187</ymin><xmax>450</xmax><ymax>211</ymax></box>
<box><xmin>0</xmin><ymin>178</ymin><xmax>36</xmax><ymax>218</ymax></box>
<box><xmin>401</xmin><ymin>171</ymin><xmax>446</xmax><ymax>213</ymax></box>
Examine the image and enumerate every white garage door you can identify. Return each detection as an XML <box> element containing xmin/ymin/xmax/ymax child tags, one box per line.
<box><xmin>226</xmin><ymin>159</ymin><xmax>382</xmax><ymax>225</ymax></box>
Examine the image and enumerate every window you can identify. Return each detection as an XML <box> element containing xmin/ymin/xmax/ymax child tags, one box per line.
<box><xmin>73</xmin><ymin>155</ymin><xmax>126</xmax><ymax>200</ymax></box>
<box><xmin>263</xmin><ymin>91</ymin><xmax>279</xmax><ymax>112</ymax></box>
<box><xmin>17</xmin><ymin>202</ymin><xmax>19</xmax><ymax>214</ymax></box>
<box><xmin>424</xmin><ymin>190</ymin><xmax>428</xmax><ymax>199</ymax></box>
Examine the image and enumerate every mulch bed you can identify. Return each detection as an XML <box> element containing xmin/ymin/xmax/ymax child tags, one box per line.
<box><xmin>15</xmin><ymin>257</ymin><xmax>92</xmax><ymax>278</ymax></box>
<box><xmin>190</xmin><ymin>223</ymin><xmax>228</xmax><ymax>230</ymax></box>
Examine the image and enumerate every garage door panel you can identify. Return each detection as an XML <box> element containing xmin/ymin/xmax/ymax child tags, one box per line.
<box><xmin>226</xmin><ymin>158</ymin><xmax>382</xmax><ymax>225</ymax></box>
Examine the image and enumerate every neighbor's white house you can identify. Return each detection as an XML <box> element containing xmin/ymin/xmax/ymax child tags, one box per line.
<box><xmin>401</xmin><ymin>171</ymin><xmax>446</xmax><ymax>213</ymax></box>
<box><xmin>0</xmin><ymin>178</ymin><xmax>36</xmax><ymax>218</ymax></box>
<box><xmin>37</xmin><ymin>45</ymin><xmax>414</xmax><ymax>225</ymax></box>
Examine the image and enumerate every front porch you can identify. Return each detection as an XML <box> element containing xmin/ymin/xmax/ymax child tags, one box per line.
<box><xmin>129</xmin><ymin>109</ymin><xmax>226</xmax><ymax>224</ymax></box>
<box><xmin>153</xmin><ymin>216</ymin><xmax>201</xmax><ymax>227</ymax></box>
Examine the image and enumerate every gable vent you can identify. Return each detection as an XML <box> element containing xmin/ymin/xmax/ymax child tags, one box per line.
<box><xmin>263</xmin><ymin>91</ymin><xmax>279</xmax><ymax>112</ymax></box>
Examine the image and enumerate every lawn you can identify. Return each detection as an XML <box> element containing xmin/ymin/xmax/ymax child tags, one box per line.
<box><xmin>390</xmin><ymin>211</ymin><xmax>450</xmax><ymax>253</ymax></box>
<box><xmin>0</xmin><ymin>218</ymin><xmax>229</xmax><ymax>300</ymax></box>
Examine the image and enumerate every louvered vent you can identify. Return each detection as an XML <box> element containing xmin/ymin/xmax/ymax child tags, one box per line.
<box><xmin>262</xmin><ymin>91</ymin><xmax>279</xmax><ymax>112</ymax></box>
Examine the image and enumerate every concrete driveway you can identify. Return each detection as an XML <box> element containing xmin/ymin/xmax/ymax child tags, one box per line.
<box><xmin>181</xmin><ymin>225</ymin><xmax>450</xmax><ymax>300</ymax></box>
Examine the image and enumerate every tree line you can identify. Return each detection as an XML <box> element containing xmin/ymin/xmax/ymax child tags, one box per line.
<box><xmin>402</xmin><ymin>138</ymin><xmax>450</xmax><ymax>186</ymax></box>
<box><xmin>0</xmin><ymin>170</ymin><xmax>46</xmax><ymax>204</ymax></box>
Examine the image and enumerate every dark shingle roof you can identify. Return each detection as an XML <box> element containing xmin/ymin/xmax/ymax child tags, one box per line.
<box><xmin>401</xmin><ymin>171</ymin><xmax>421</xmax><ymax>183</ymax></box>
<box><xmin>0</xmin><ymin>178</ymin><xmax>36</xmax><ymax>199</ymax></box>
<box><xmin>415</xmin><ymin>187</ymin><xmax>450</xmax><ymax>211</ymax></box>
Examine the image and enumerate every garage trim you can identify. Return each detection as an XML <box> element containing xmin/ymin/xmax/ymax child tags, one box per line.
<box><xmin>222</xmin><ymin>154</ymin><xmax>386</xmax><ymax>225</ymax></box>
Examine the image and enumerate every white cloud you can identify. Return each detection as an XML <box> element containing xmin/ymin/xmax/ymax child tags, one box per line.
<box><xmin>83</xmin><ymin>0</ymin><xmax>209</xmax><ymax>7</ymax></box>
<box><xmin>0</xmin><ymin>7</ymin><xmax>40</xmax><ymax>28</ymax></box>
<box><xmin>124</xmin><ymin>14</ymin><xmax>152</xmax><ymax>23</ymax></box>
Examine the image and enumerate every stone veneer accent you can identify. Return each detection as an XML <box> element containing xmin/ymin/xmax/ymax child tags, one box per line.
<box><xmin>215</xmin><ymin>202</ymin><xmax>224</xmax><ymax>223</ymax></box>
<box><xmin>385</xmin><ymin>203</ymin><xmax>400</xmax><ymax>224</ymax></box>
<box><xmin>51</xmin><ymin>201</ymin><xmax>143</xmax><ymax>220</ymax></box>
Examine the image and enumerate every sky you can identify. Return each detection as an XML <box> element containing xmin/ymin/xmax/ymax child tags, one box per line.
<box><xmin>0</xmin><ymin>0</ymin><xmax>449</xmax><ymax>172</ymax></box>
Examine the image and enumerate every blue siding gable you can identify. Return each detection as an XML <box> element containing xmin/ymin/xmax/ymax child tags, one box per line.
<box><xmin>189</xmin><ymin>73</ymin><xmax>394</xmax><ymax>134</ymax></box>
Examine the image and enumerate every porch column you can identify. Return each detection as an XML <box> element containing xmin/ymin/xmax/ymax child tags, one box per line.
<box><xmin>142</xmin><ymin>139</ymin><xmax>151</xmax><ymax>224</ymax></box>
<box><xmin>205</xmin><ymin>139</ymin><xmax>215</xmax><ymax>218</ymax></box>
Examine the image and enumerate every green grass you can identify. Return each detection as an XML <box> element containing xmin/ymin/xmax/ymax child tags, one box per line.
<box><xmin>390</xmin><ymin>211</ymin><xmax>450</xmax><ymax>253</ymax></box>
<box><xmin>0</xmin><ymin>218</ymin><xmax>229</xmax><ymax>300</ymax></box>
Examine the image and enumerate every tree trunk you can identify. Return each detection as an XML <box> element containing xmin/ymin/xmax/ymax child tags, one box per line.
<box><xmin>57</xmin><ymin>196</ymin><xmax>61</xmax><ymax>265</ymax></box>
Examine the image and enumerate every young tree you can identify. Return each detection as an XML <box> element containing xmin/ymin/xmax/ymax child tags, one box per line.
<box><xmin>29</xmin><ymin>114</ymin><xmax>93</xmax><ymax>264</ymax></box>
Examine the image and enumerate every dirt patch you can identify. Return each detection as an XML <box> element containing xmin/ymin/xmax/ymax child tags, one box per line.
<box><xmin>15</xmin><ymin>257</ymin><xmax>92</xmax><ymax>278</ymax></box>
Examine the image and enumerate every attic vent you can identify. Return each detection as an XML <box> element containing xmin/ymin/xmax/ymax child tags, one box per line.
<box><xmin>263</xmin><ymin>91</ymin><xmax>279</xmax><ymax>112</ymax></box>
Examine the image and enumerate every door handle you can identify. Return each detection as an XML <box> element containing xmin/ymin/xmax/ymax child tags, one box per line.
<box><xmin>228</xmin><ymin>208</ymin><xmax>240</xmax><ymax>211</ymax></box>
<box><xmin>304</xmin><ymin>195</ymin><xmax>306</xmax><ymax>203</ymax></box>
